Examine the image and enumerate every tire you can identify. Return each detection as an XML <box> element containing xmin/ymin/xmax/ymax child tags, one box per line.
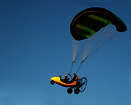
<box><xmin>50</xmin><ymin>80</ymin><xmax>55</xmax><ymax>85</ymax></box>
<box><xmin>67</xmin><ymin>88</ymin><xmax>72</xmax><ymax>94</ymax></box>
<box><xmin>74</xmin><ymin>88</ymin><xmax>80</xmax><ymax>94</ymax></box>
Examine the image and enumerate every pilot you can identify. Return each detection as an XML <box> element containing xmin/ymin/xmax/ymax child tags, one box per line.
<box><xmin>63</xmin><ymin>75</ymin><xmax>69</xmax><ymax>83</ymax></box>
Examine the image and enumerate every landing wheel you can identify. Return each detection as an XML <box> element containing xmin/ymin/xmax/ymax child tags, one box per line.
<box><xmin>50</xmin><ymin>80</ymin><xmax>55</xmax><ymax>85</ymax></box>
<box><xmin>67</xmin><ymin>88</ymin><xmax>72</xmax><ymax>94</ymax></box>
<box><xmin>74</xmin><ymin>88</ymin><xmax>80</xmax><ymax>94</ymax></box>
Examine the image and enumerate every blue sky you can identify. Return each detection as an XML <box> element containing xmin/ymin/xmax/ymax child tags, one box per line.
<box><xmin>0</xmin><ymin>0</ymin><xmax>131</xmax><ymax>105</ymax></box>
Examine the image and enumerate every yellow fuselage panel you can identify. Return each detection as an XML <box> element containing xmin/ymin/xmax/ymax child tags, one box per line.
<box><xmin>51</xmin><ymin>76</ymin><xmax>77</xmax><ymax>87</ymax></box>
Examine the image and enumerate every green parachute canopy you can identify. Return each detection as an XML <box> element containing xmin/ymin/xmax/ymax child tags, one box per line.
<box><xmin>70</xmin><ymin>7</ymin><xmax>127</xmax><ymax>41</ymax></box>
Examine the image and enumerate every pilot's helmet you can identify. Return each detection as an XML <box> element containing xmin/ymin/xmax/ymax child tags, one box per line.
<box><xmin>65</xmin><ymin>75</ymin><xmax>68</xmax><ymax>79</ymax></box>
